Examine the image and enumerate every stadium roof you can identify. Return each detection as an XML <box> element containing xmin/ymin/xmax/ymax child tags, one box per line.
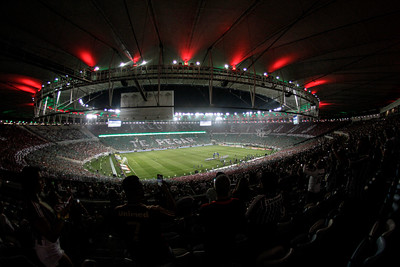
<box><xmin>1</xmin><ymin>0</ymin><xmax>400</xmax><ymax>120</ymax></box>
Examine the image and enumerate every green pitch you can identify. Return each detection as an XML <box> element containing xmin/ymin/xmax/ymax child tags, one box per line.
<box><xmin>85</xmin><ymin>145</ymin><xmax>273</xmax><ymax>180</ymax></box>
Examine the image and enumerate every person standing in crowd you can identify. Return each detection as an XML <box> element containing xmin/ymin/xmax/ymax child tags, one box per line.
<box><xmin>20</xmin><ymin>166</ymin><xmax>73</xmax><ymax>267</ymax></box>
<box><xmin>111</xmin><ymin>175</ymin><xmax>176</xmax><ymax>267</ymax></box>
<box><xmin>303</xmin><ymin>158</ymin><xmax>326</xmax><ymax>204</ymax></box>
<box><xmin>381</xmin><ymin>127</ymin><xmax>399</xmax><ymax>179</ymax></box>
<box><xmin>232</xmin><ymin>174</ymin><xmax>255</xmax><ymax>205</ymax></box>
<box><xmin>198</xmin><ymin>173</ymin><xmax>247</xmax><ymax>266</ymax></box>
<box><xmin>346</xmin><ymin>136</ymin><xmax>372</xmax><ymax>207</ymax></box>
<box><xmin>245</xmin><ymin>171</ymin><xmax>285</xmax><ymax>253</ymax></box>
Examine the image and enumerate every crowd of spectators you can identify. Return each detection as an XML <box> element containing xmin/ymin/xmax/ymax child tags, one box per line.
<box><xmin>0</xmin><ymin>115</ymin><xmax>399</xmax><ymax>266</ymax></box>
<box><xmin>211</xmin><ymin>133</ymin><xmax>307</xmax><ymax>149</ymax></box>
<box><xmin>0</xmin><ymin>125</ymin><xmax>48</xmax><ymax>172</ymax></box>
<box><xmin>26</xmin><ymin>125</ymin><xmax>91</xmax><ymax>142</ymax></box>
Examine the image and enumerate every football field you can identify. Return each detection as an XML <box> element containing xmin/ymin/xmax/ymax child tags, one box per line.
<box><xmin>85</xmin><ymin>145</ymin><xmax>272</xmax><ymax>180</ymax></box>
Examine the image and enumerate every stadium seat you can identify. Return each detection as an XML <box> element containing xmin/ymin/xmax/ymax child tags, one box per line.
<box><xmin>381</xmin><ymin>218</ymin><xmax>396</xmax><ymax>239</ymax></box>
<box><xmin>347</xmin><ymin>236</ymin><xmax>374</xmax><ymax>267</ymax></box>
<box><xmin>362</xmin><ymin>236</ymin><xmax>386</xmax><ymax>266</ymax></box>
<box><xmin>172</xmin><ymin>248</ymin><xmax>192</xmax><ymax>267</ymax></box>
<box><xmin>255</xmin><ymin>245</ymin><xmax>294</xmax><ymax>267</ymax></box>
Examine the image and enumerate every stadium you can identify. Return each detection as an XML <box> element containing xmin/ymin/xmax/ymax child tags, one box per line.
<box><xmin>1</xmin><ymin>1</ymin><xmax>400</xmax><ymax>267</ymax></box>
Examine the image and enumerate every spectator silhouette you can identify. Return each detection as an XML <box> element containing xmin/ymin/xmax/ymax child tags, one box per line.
<box><xmin>303</xmin><ymin>158</ymin><xmax>326</xmax><ymax>204</ymax></box>
<box><xmin>346</xmin><ymin>136</ymin><xmax>373</xmax><ymax>211</ymax></box>
<box><xmin>232</xmin><ymin>175</ymin><xmax>255</xmax><ymax>204</ymax></box>
<box><xmin>112</xmin><ymin>175</ymin><xmax>176</xmax><ymax>267</ymax></box>
<box><xmin>20</xmin><ymin>166</ymin><xmax>73</xmax><ymax>267</ymax></box>
<box><xmin>245</xmin><ymin>171</ymin><xmax>285</xmax><ymax>253</ymax></box>
<box><xmin>198</xmin><ymin>174</ymin><xmax>247</xmax><ymax>266</ymax></box>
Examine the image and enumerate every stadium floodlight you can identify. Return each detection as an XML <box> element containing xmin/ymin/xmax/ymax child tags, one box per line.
<box><xmin>86</xmin><ymin>114</ymin><xmax>97</xmax><ymax>119</ymax></box>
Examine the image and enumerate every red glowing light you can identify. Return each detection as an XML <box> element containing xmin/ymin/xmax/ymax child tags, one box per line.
<box><xmin>269</xmin><ymin>56</ymin><xmax>295</xmax><ymax>72</ymax></box>
<box><xmin>17</xmin><ymin>78</ymin><xmax>42</xmax><ymax>90</ymax></box>
<box><xmin>13</xmin><ymin>84</ymin><xmax>37</xmax><ymax>94</ymax></box>
<box><xmin>180</xmin><ymin>49</ymin><xmax>193</xmax><ymax>64</ymax></box>
<box><xmin>0</xmin><ymin>74</ymin><xmax>42</xmax><ymax>94</ymax></box>
<box><xmin>304</xmin><ymin>79</ymin><xmax>328</xmax><ymax>89</ymax></box>
<box><xmin>230</xmin><ymin>54</ymin><xmax>245</xmax><ymax>68</ymax></box>
<box><xmin>132</xmin><ymin>54</ymin><xmax>141</xmax><ymax>64</ymax></box>
<box><xmin>20</xmin><ymin>103</ymin><xmax>34</xmax><ymax>107</ymax></box>
<box><xmin>319</xmin><ymin>101</ymin><xmax>334</xmax><ymax>107</ymax></box>
<box><xmin>78</xmin><ymin>50</ymin><xmax>96</xmax><ymax>67</ymax></box>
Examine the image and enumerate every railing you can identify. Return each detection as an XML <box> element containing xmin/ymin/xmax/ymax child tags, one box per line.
<box><xmin>36</xmin><ymin>64</ymin><xmax>319</xmax><ymax>118</ymax></box>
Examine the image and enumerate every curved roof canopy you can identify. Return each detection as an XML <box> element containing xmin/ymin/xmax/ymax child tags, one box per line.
<box><xmin>1</xmin><ymin>0</ymin><xmax>400</xmax><ymax>120</ymax></box>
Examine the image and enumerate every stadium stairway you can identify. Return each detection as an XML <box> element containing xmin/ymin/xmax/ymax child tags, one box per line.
<box><xmin>80</xmin><ymin>126</ymin><xmax>98</xmax><ymax>139</ymax></box>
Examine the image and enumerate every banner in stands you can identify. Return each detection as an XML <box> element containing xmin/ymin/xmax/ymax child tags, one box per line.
<box><xmin>129</xmin><ymin>137</ymin><xmax>197</xmax><ymax>148</ymax></box>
